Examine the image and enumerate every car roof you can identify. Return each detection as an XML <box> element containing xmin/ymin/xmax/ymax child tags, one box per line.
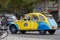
<box><xmin>25</xmin><ymin>13</ymin><xmax>44</xmax><ymax>16</ymax></box>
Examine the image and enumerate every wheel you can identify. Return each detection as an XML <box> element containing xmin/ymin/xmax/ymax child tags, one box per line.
<box><xmin>0</xmin><ymin>30</ymin><xmax>9</xmax><ymax>39</ymax></box>
<box><xmin>9</xmin><ymin>25</ymin><xmax>18</xmax><ymax>34</ymax></box>
<box><xmin>39</xmin><ymin>30</ymin><xmax>47</xmax><ymax>35</ymax></box>
<box><xmin>20</xmin><ymin>31</ymin><xmax>26</xmax><ymax>34</ymax></box>
<box><xmin>48</xmin><ymin>30</ymin><xmax>55</xmax><ymax>34</ymax></box>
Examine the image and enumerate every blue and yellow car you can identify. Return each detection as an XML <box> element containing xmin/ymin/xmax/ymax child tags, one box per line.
<box><xmin>9</xmin><ymin>13</ymin><xmax>58</xmax><ymax>35</ymax></box>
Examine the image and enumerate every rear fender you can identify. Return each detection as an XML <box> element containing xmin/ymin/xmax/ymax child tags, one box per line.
<box><xmin>38</xmin><ymin>22</ymin><xmax>51</xmax><ymax>30</ymax></box>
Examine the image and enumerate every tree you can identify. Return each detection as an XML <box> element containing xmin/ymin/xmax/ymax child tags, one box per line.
<box><xmin>7</xmin><ymin>0</ymin><xmax>40</xmax><ymax>13</ymax></box>
<box><xmin>0</xmin><ymin>0</ymin><xmax>9</xmax><ymax>12</ymax></box>
<box><xmin>7</xmin><ymin>0</ymin><xmax>41</xmax><ymax>19</ymax></box>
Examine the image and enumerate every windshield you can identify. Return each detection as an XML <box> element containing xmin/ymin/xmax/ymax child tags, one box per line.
<box><xmin>24</xmin><ymin>16</ymin><xmax>30</xmax><ymax>21</ymax></box>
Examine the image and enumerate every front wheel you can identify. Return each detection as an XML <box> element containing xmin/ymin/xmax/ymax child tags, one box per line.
<box><xmin>48</xmin><ymin>30</ymin><xmax>56</xmax><ymax>34</ymax></box>
<box><xmin>9</xmin><ymin>25</ymin><xmax>18</xmax><ymax>34</ymax></box>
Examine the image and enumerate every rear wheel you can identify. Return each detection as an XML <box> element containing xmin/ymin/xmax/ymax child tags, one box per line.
<box><xmin>9</xmin><ymin>25</ymin><xmax>18</xmax><ymax>34</ymax></box>
<box><xmin>39</xmin><ymin>30</ymin><xmax>47</xmax><ymax>35</ymax></box>
<box><xmin>20</xmin><ymin>31</ymin><xmax>26</xmax><ymax>34</ymax></box>
<box><xmin>48</xmin><ymin>30</ymin><xmax>55</xmax><ymax>34</ymax></box>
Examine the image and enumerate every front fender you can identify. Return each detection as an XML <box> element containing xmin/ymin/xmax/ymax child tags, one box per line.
<box><xmin>9</xmin><ymin>22</ymin><xmax>19</xmax><ymax>30</ymax></box>
<box><xmin>38</xmin><ymin>22</ymin><xmax>51</xmax><ymax>30</ymax></box>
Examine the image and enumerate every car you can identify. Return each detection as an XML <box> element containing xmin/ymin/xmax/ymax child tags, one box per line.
<box><xmin>1</xmin><ymin>14</ymin><xmax>17</xmax><ymax>26</ymax></box>
<box><xmin>9</xmin><ymin>13</ymin><xmax>58</xmax><ymax>35</ymax></box>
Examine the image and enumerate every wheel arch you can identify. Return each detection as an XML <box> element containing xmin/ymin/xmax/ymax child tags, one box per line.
<box><xmin>9</xmin><ymin>24</ymin><xmax>19</xmax><ymax>30</ymax></box>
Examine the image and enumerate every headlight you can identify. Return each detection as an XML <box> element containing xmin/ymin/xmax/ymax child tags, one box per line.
<box><xmin>40</xmin><ymin>16</ymin><xmax>44</xmax><ymax>21</ymax></box>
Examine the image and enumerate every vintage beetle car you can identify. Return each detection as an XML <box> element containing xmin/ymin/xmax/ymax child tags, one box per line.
<box><xmin>9</xmin><ymin>13</ymin><xmax>58</xmax><ymax>35</ymax></box>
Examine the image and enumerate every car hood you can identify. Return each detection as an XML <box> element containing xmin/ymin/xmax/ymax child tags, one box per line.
<box><xmin>48</xmin><ymin>19</ymin><xmax>58</xmax><ymax>26</ymax></box>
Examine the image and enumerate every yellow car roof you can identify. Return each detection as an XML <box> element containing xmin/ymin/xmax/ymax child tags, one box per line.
<box><xmin>25</xmin><ymin>13</ymin><xmax>44</xmax><ymax>16</ymax></box>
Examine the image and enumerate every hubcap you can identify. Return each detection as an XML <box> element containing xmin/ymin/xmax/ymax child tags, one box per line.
<box><xmin>11</xmin><ymin>26</ymin><xmax>16</xmax><ymax>32</ymax></box>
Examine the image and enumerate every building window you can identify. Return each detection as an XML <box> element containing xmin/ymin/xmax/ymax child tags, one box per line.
<box><xmin>33</xmin><ymin>0</ymin><xmax>59</xmax><ymax>12</ymax></box>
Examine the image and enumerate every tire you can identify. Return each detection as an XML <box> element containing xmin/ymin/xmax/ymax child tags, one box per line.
<box><xmin>20</xmin><ymin>31</ymin><xmax>26</xmax><ymax>34</ymax></box>
<box><xmin>39</xmin><ymin>30</ymin><xmax>47</xmax><ymax>35</ymax></box>
<box><xmin>0</xmin><ymin>30</ymin><xmax>9</xmax><ymax>39</ymax></box>
<box><xmin>9</xmin><ymin>25</ymin><xmax>18</xmax><ymax>34</ymax></box>
<box><xmin>48</xmin><ymin>30</ymin><xmax>55</xmax><ymax>34</ymax></box>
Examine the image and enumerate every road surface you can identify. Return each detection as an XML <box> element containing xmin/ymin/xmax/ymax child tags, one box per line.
<box><xmin>1</xmin><ymin>30</ymin><xmax>60</xmax><ymax>40</ymax></box>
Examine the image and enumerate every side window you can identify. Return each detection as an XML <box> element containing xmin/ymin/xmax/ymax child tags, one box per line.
<box><xmin>32</xmin><ymin>15</ymin><xmax>38</xmax><ymax>21</ymax></box>
<box><xmin>24</xmin><ymin>16</ymin><xmax>30</xmax><ymax>21</ymax></box>
<box><xmin>40</xmin><ymin>16</ymin><xmax>44</xmax><ymax>21</ymax></box>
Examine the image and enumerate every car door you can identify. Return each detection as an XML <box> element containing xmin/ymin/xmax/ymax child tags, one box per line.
<box><xmin>19</xmin><ymin>15</ymin><xmax>31</xmax><ymax>30</ymax></box>
<box><xmin>30</xmin><ymin>15</ymin><xmax>38</xmax><ymax>30</ymax></box>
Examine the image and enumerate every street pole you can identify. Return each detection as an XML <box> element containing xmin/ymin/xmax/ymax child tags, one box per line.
<box><xmin>58</xmin><ymin>0</ymin><xmax>60</xmax><ymax>17</ymax></box>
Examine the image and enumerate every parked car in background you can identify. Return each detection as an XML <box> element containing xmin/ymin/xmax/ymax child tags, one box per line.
<box><xmin>1</xmin><ymin>14</ymin><xmax>17</xmax><ymax>26</ymax></box>
<box><xmin>9</xmin><ymin>13</ymin><xmax>58</xmax><ymax>35</ymax></box>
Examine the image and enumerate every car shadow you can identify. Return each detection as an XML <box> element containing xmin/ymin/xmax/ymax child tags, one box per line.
<box><xmin>16</xmin><ymin>32</ymin><xmax>57</xmax><ymax>36</ymax></box>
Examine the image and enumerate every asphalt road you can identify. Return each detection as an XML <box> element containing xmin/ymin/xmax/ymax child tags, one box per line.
<box><xmin>1</xmin><ymin>30</ymin><xmax>60</xmax><ymax>40</ymax></box>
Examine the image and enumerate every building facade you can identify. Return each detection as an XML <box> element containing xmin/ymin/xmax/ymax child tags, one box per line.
<box><xmin>59</xmin><ymin>0</ymin><xmax>60</xmax><ymax>17</ymax></box>
<box><xmin>33</xmin><ymin>0</ymin><xmax>59</xmax><ymax>19</ymax></box>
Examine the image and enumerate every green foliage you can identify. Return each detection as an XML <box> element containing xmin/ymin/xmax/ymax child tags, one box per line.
<box><xmin>7</xmin><ymin>0</ymin><xmax>39</xmax><ymax>13</ymax></box>
<box><xmin>0</xmin><ymin>0</ymin><xmax>9</xmax><ymax>12</ymax></box>
<box><xmin>0</xmin><ymin>0</ymin><xmax>40</xmax><ymax>14</ymax></box>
